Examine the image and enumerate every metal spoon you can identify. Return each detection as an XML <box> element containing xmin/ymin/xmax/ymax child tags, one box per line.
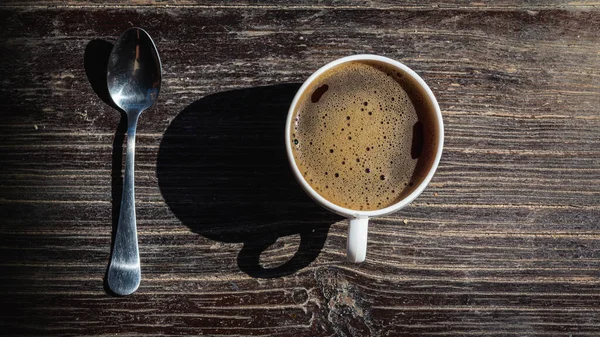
<box><xmin>106</xmin><ymin>27</ymin><xmax>161</xmax><ymax>296</ymax></box>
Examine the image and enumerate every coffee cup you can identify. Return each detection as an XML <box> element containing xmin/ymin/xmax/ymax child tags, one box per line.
<box><xmin>285</xmin><ymin>54</ymin><xmax>444</xmax><ymax>262</ymax></box>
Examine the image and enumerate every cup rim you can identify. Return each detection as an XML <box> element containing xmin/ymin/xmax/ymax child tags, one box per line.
<box><xmin>285</xmin><ymin>54</ymin><xmax>444</xmax><ymax>218</ymax></box>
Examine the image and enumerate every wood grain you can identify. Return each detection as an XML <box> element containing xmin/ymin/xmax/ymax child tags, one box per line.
<box><xmin>2</xmin><ymin>1</ymin><xmax>599</xmax><ymax>9</ymax></box>
<box><xmin>1</xmin><ymin>2</ymin><xmax>600</xmax><ymax>336</ymax></box>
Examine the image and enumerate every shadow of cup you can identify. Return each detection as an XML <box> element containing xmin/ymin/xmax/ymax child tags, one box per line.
<box><xmin>157</xmin><ymin>84</ymin><xmax>341</xmax><ymax>278</ymax></box>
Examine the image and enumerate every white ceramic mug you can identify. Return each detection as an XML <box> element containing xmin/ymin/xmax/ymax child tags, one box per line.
<box><xmin>285</xmin><ymin>54</ymin><xmax>444</xmax><ymax>263</ymax></box>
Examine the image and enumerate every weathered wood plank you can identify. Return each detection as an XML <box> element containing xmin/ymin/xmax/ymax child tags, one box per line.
<box><xmin>1</xmin><ymin>1</ymin><xmax>599</xmax><ymax>9</ymax></box>
<box><xmin>1</xmin><ymin>4</ymin><xmax>600</xmax><ymax>337</ymax></box>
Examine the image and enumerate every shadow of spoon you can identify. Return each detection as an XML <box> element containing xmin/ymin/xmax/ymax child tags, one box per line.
<box><xmin>84</xmin><ymin>38</ymin><xmax>127</xmax><ymax>296</ymax></box>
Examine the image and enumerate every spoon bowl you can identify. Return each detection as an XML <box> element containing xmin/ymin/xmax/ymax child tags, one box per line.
<box><xmin>106</xmin><ymin>27</ymin><xmax>161</xmax><ymax>296</ymax></box>
<box><xmin>108</xmin><ymin>28</ymin><xmax>161</xmax><ymax>114</ymax></box>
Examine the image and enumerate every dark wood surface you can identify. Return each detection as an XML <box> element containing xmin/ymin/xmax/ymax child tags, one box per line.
<box><xmin>1</xmin><ymin>1</ymin><xmax>600</xmax><ymax>336</ymax></box>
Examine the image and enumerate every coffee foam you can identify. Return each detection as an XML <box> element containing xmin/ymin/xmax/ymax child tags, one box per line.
<box><xmin>291</xmin><ymin>60</ymin><xmax>437</xmax><ymax>211</ymax></box>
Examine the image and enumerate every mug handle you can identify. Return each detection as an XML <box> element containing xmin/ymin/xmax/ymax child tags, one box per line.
<box><xmin>347</xmin><ymin>217</ymin><xmax>369</xmax><ymax>262</ymax></box>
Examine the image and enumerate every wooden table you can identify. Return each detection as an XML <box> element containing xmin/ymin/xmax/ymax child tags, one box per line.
<box><xmin>1</xmin><ymin>1</ymin><xmax>599</xmax><ymax>336</ymax></box>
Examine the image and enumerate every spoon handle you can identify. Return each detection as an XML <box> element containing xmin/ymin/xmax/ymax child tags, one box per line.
<box><xmin>107</xmin><ymin>114</ymin><xmax>141</xmax><ymax>296</ymax></box>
